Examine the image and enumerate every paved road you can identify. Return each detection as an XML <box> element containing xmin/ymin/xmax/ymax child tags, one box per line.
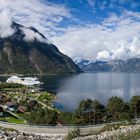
<box><xmin>0</xmin><ymin>120</ymin><xmax>135</xmax><ymax>136</ymax></box>
<box><xmin>0</xmin><ymin>121</ymin><xmax>105</xmax><ymax>136</ymax></box>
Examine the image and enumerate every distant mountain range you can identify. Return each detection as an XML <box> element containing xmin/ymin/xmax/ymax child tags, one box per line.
<box><xmin>0</xmin><ymin>22</ymin><xmax>81</xmax><ymax>75</ymax></box>
<box><xmin>75</xmin><ymin>58</ymin><xmax>140</xmax><ymax>72</ymax></box>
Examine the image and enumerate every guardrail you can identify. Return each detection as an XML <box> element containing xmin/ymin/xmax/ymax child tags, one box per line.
<box><xmin>0</xmin><ymin>119</ymin><xmax>138</xmax><ymax>135</ymax></box>
<box><xmin>0</xmin><ymin>120</ymin><xmax>128</xmax><ymax>128</ymax></box>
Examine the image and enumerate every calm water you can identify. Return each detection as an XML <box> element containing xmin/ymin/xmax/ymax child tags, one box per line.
<box><xmin>1</xmin><ymin>73</ymin><xmax>140</xmax><ymax>111</ymax></box>
<box><xmin>40</xmin><ymin>73</ymin><xmax>140</xmax><ymax>111</ymax></box>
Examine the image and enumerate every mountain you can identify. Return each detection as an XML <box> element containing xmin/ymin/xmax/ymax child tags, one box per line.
<box><xmin>124</xmin><ymin>58</ymin><xmax>140</xmax><ymax>72</ymax></box>
<box><xmin>74</xmin><ymin>59</ymin><xmax>92</xmax><ymax>70</ymax></box>
<box><xmin>75</xmin><ymin>59</ymin><xmax>111</xmax><ymax>72</ymax></box>
<box><xmin>0</xmin><ymin>22</ymin><xmax>81</xmax><ymax>74</ymax></box>
<box><xmin>75</xmin><ymin>58</ymin><xmax>140</xmax><ymax>72</ymax></box>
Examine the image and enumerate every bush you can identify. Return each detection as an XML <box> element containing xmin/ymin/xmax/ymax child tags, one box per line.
<box><xmin>65</xmin><ymin>129</ymin><xmax>81</xmax><ymax>140</ymax></box>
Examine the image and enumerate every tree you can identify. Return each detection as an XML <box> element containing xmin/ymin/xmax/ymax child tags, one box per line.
<box><xmin>60</xmin><ymin>112</ymin><xmax>76</xmax><ymax>124</ymax></box>
<box><xmin>28</xmin><ymin>106</ymin><xmax>58</xmax><ymax>125</ymax></box>
<box><xmin>130</xmin><ymin>96</ymin><xmax>140</xmax><ymax>119</ymax></box>
<box><xmin>66</xmin><ymin>129</ymin><xmax>80</xmax><ymax>140</ymax></box>
<box><xmin>90</xmin><ymin>100</ymin><xmax>105</xmax><ymax>124</ymax></box>
<box><xmin>106</xmin><ymin>96</ymin><xmax>128</xmax><ymax>121</ymax></box>
<box><xmin>76</xmin><ymin>99</ymin><xmax>93</xmax><ymax>115</ymax></box>
<box><xmin>75</xmin><ymin>99</ymin><xmax>105</xmax><ymax>124</ymax></box>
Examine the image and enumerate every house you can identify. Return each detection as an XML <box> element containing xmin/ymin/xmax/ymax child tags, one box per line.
<box><xmin>0</xmin><ymin>106</ymin><xmax>11</xmax><ymax>117</ymax></box>
<box><xmin>0</xmin><ymin>94</ymin><xmax>7</xmax><ymax>104</ymax></box>
<box><xmin>9</xmin><ymin>108</ymin><xmax>15</xmax><ymax>112</ymax></box>
<box><xmin>6</xmin><ymin>101</ymin><xmax>18</xmax><ymax>111</ymax></box>
<box><xmin>56</xmin><ymin>120</ymin><xmax>65</xmax><ymax>126</ymax></box>
<box><xmin>0</xmin><ymin>105</ymin><xmax>17</xmax><ymax>117</ymax></box>
<box><xmin>18</xmin><ymin>106</ymin><xmax>26</xmax><ymax>113</ymax></box>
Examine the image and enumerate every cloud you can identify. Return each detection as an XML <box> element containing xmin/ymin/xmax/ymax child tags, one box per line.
<box><xmin>0</xmin><ymin>11</ymin><xmax>15</xmax><ymax>38</ymax></box>
<box><xmin>86</xmin><ymin>0</ymin><xmax>96</xmax><ymax>7</ymax></box>
<box><xmin>96</xmin><ymin>50</ymin><xmax>112</xmax><ymax>60</ymax></box>
<box><xmin>86</xmin><ymin>0</ymin><xmax>140</xmax><ymax>10</ymax></box>
<box><xmin>51</xmin><ymin>11</ymin><xmax>140</xmax><ymax>61</ymax></box>
<box><xmin>97</xmin><ymin>36</ymin><xmax>140</xmax><ymax>60</ymax></box>
<box><xmin>0</xmin><ymin>0</ymin><xmax>71</xmax><ymax>38</ymax></box>
<box><xmin>21</xmin><ymin>28</ymin><xmax>45</xmax><ymax>42</ymax></box>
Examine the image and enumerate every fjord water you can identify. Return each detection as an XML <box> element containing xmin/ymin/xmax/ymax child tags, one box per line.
<box><xmin>39</xmin><ymin>73</ymin><xmax>140</xmax><ymax>111</ymax></box>
<box><xmin>1</xmin><ymin>73</ymin><xmax>140</xmax><ymax>111</ymax></box>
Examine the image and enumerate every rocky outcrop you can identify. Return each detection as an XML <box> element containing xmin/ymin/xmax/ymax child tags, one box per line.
<box><xmin>74</xmin><ymin>124</ymin><xmax>140</xmax><ymax>140</ymax></box>
<box><xmin>0</xmin><ymin>128</ymin><xmax>65</xmax><ymax>140</ymax></box>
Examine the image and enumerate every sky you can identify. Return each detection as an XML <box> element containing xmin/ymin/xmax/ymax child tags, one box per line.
<box><xmin>0</xmin><ymin>0</ymin><xmax>140</xmax><ymax>61</ymax></box>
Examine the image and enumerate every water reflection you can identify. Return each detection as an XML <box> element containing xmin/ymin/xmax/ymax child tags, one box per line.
<box><xmin>56</xmin><ymin>73</ymin><xmax>140</xmax><ymax>111</ymax></box>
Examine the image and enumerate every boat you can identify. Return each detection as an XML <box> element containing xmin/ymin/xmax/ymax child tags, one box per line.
<box><xmin>6</xmin><ymin>76</ymin><xmax>42</xmax><ymax>86</ymax></box>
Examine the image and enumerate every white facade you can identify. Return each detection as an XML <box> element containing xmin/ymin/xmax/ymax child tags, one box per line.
<box><xmin>6</xmin><ymin>76</ymin><xmax>41</xmax><ymax>86</ymax></box>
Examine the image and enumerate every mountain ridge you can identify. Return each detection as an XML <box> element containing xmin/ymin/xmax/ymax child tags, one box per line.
<box><xmin>0</xmin><ymin>22</ymin><xmax>81</xmax><ymax>75</ymax></box>
<box><xmin>75</xmin><ymin>58</ymin><xmax>140</xmax><ymax>72</ymax></box>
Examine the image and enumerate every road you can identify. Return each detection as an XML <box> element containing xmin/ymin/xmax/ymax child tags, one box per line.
<box><xmin>0</xmin><ymin>121</ymin><xmax>105</xmax><ymax>136</ymax></box>
<box><xmin>0</xmin><ymin>120</ymin><xmax>138</xmax><ymax>136</ymax></box>
<box><xmin>35</xmin><ymin>94</ymin><xmax>60</xmax><ymax>113</ymax></box>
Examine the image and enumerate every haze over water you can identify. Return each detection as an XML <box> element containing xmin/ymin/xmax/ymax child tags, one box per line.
<box><xmin>40</xmin><ymin>73</ymin><xmax>140</xmax><ymax>111</ymax></box>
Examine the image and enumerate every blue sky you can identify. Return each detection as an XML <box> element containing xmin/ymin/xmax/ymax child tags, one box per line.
<box><xmin>47</xmin><ymin>0</ymin><xmax>140</xmax><ymax>26</ymax></box>
<box><xmin>0</xmin><ymin>0</ymin><xmax>140</xmax><ymax>61</ymax></box>
<box><xmin>47</xmin><ymin>0</ymin><xmax>140</xmax><ymax>61</ymax></box>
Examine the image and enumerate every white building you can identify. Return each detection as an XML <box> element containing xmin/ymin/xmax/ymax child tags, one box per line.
<box><xmin>6</xmin><ymin>76</ymin><xmax>22</xmax><ymax>84</ymax></box>
<box><xmin>6</xmin><ymin>76</ymin><xmax>41</xmax><ymax>86</ymax></box>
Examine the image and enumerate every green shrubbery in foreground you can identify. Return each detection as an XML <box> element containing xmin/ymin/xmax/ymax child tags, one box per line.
<box><xmin>26</xmin><ymin>95</ymin><xmax>140</xmax><ymax>125</ymax></box>
<box><xmin>60</xmin><ymin>96</ymin><xmax>140</xmax><ymax>125</ymax></box>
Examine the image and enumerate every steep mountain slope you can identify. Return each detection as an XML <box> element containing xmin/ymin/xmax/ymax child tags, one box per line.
<box><xmin>75</xmin><ymin>59</ymin><xmax>112</xmax><ymax>72</ymax></box>
<box><xmin>76</xmin><ymin>58</ymin><xmax>140</xmax><ymax>72</ymax></box>
<box><xmin>0</xmin><ymin>22</ymin><xmax>81</xmax><ymax>74</ymax></box>
<box><xmin>124</xmin><ymin>58</ymin><xmax>140</xmax><ymax>72</ymax></box>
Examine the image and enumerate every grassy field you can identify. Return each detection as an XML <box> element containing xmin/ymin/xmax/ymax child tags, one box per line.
<box><xmin>0</xmin><ymin>87</ymin><xmax>57</xmax><ymax>125</ymax></box>
<box><xmin>0</xmin><ymin>117</ymin><xmax>6</xmax><ymax>122</ymax></box>
<box><xmin>6</xmin><ymin>117</ymin><xmax>26</xmax><ymax>124</ymax></box>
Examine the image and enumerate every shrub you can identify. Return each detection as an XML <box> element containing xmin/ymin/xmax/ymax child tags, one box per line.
<box><xmin>65</xmin><ymin>129</ymin><xmax>81</xmax><ymax>140</ymax></box>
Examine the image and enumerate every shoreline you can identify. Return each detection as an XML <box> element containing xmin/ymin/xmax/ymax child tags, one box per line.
<box><xmin>0</xmin><ymin>74</ymin><xmax>57</xmax><ymax>77</ymax></box>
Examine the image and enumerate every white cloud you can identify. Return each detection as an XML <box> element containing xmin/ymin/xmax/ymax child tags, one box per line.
<box><xmin>86</xmin><ymin>0</ymin><xmax>140</xmax><ymax>10</ymax></box>
<box><xmin>0</xmin><ymin>11</ymin><xmax>15</xmax><ymax>38</ymax></box>
<box><xmin>22</xmin><ymin>28</ymin><xmax>45</xmax><ymax>43</ymax></box>
<box><xmin>51</xmin><ymin>11</ymin><xmax>140</xmax><ymax>61</ymax></box>
<box><xmin>0</xmin><ymin>0</ymin><xmax>71</xmax><ymax>38</ymax></box>
<box><xmin>97</xmin><ymin>50</ymin><xmax>112</xmax><ymax>60</ymax></box>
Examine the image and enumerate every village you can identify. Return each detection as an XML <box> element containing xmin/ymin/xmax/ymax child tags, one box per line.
<box><xmin>0</xmin><ymin>76</ymin><xmax>58</xmax><ymax>125</ymax></box>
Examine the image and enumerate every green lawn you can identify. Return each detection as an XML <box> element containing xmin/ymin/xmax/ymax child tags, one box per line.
<box><xmin>38</xmin><ymin>92</ymin><xmax>55</xmax><ymax>102</ymax></box>
<box><xmin>0</xmin><ymin>117</ymin><xmax>6</xmax><ymax>121</ymax></box>
<box><xmin>6</xmin><ymin>117</ymin><xmax>26</xmax><ymax>124</ymax></box>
